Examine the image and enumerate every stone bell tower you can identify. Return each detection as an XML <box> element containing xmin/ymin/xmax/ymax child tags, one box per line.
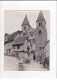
<box><xmin>35</xmin><ymin>11</ymin><xmax>47</xmax><ymax>61</ymax></box>
<box><xmin>21</xmin><ymin>15</ymin><xmax>31</xmax><ymax>35</ymax></box>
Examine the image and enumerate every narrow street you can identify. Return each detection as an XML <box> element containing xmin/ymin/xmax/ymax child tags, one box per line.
<box><xmin>4</xmin><ymin>56</ymin><xmax>47</xmax><ymax>71</ymax></box>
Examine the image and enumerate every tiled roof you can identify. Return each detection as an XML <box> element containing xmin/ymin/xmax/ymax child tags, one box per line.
<box><xmin>13</xmin><ymin>37</ymin><xmax>26</xmax><ymax>45</ymax></box>
<box><xmin>36</xmin><ymin>11</ymin><xmax>45</xmax><ymax>22</ymax></box>
<box><xmin>21</xmin><ymin>15</ymin><xmax>30</xmax><ymax>26</ymax></box>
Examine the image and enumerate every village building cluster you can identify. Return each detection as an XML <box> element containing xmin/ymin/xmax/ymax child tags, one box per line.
<box><xmin>4</xmin><ymin>11</ymin><xmax>49</xmax><ymax>63</ymax></box>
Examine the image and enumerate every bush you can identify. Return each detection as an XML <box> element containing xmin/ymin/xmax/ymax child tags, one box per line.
<box><xmin>43</xmin><ymin>57</ymin><xmax>49</xmax><ymax>70</ymax></box>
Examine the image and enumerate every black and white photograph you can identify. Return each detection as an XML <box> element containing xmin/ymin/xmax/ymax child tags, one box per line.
<box><xmin>4</xmin><ymin>10</ymin><xmax>50</xmax><ymax>71</ymax></box>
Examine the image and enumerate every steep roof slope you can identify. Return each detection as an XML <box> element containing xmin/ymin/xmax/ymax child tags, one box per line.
<box><xmin>36</xmin><ymin>11</ymin><xmax>45</xmax><ymax>22</ymax></box>
<box><xmin>4</xmin><ymin>30</ymin><xmax>21</xmax><ymax>43</ymax></box>
<box><xmin>21</xmin><ymin>15</ymin><xmax>30</xmax><ymax>26</ymax></box>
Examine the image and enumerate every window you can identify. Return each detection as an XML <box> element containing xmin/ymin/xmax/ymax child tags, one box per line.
<box><xmin>39</xmin><ymin>22</ymin><xmax>42</xmax><ymax>26</ymax></box>
<box><xmin>17</xmin><ymin>45</ymin><xmax>20</xmax><ymax>49</ymax></box>
<box><xmin>27</xmin><ymin>39</ymin><xmax>31</xmax><ymax>43</ymax></box>
<box><xmin>31</xmin><ymin>45</ymin><xmax>32</xmax><ymax>47</ymax></box>
<box><xmin>17</xmin><ymin>53</ymin><xmax>18</xmax><ymax>56</ymax></box>
<box><xmin>23</xmin><ymin>33</ymin><xmax>25</xmax><ymax>35</ymax></box>
<box><xmin>5</xmin><ymin>37</ymin><xmax>8</xmax><ymax>41</ymax></box>
<box><xmin>24</xmin><ymin>26</ymin><xmax>26</xmax><ymax>30</ymax></box>
<box><xmin>39</xmin><ymin>47</ymin><xmax>41</xmax><ymax>50</ymax></box>
<box><xmin>26</xmin><ymin>37</ymin><xmax>29</xmax><ymax>43</ymax></box>
<box><xmin>39</xmin><ymin>30</ymin><xmax>41</xmax><ymax>34</ymax></box>
<box><xmin>6</xmin><ymin>49</ymin><xmax>8</xmax><ymax>54</ymax></box>
<box><xmin>9</xmin><ymin>49</ymin><xmax>10</xmax><ymax>53</ymax></box>
<box><xmin>33</xmin><ymin>39</ymin><xmax>35</xmax><ymax>43</ymax></box>
<box><xmin>13</xmin><ymin>46</ymin><xmax>15</xmax><ymax>49</ymax></box>
<box><xmin>31</xmin><ymin>33</ymin><xmax>33</xmax><ymax>37</ymax></box>
<box><xmin>27</xmin><ymin>46</ymin><xmax>30</xmax><ymax>51</ymax></box>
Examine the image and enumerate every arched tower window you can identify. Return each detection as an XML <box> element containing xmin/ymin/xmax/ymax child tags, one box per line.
<box><xmin>39</xmin><ymin>30</ymin><xmax>41</xmax><ymax>34</ymax></box>
<box><xmin>39</xmin><ymin>22</ymin><xmax>42</xmax><ymax>26</ymax></box>
<box><xmin>24</xmin><ymin>26</ymin><xmax>26</xmax><ymax>30</ymax></box>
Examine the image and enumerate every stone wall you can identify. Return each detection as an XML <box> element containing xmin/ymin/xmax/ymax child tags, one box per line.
<box><xmin>4</xmin><ymin>41</ymin><xmax>13</xmax><ymax>55</ymax></box>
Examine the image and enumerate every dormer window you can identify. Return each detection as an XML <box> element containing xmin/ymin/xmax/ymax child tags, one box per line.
<box><xmin>39</xmin><ymin>22</ymin><xmax>42</xmax><ymax>26</ymax></box>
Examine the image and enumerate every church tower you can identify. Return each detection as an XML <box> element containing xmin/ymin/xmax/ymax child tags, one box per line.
<box><xmin>21</xmin><ymin>15</ymin><xmax>31</xmax><ymax>35</ymax></box>
<box><xmin>35</xmin><ymin>11</ymin><xmax>47</xmax><ymax>59</ymax></box>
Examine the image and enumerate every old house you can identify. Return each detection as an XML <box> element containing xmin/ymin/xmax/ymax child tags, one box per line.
<box><xmin>4</xmin><ymin>30</ymin><xmax>21</xmax><ymax>55</ymax></box>
<box><xmin>12</xmin><ymin>36</ymin><xmax>28</xmax><ymax>58</ymax></box>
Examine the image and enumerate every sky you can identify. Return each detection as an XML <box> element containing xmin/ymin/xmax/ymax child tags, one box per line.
<box><xmin>4</xmin><ymin>10</ymin><xmax>50</xmax><ymax>40</ymax></box>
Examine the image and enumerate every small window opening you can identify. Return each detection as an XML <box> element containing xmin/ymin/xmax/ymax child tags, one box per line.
<box><xmin>17</xmin><ymin>45</ymin><xmax>20</xmax><ymax>49</ymax></box>
<box><xmin>24</xmin><ymin>26</ymin><xmax>26</xmax><ymax>29</ymax></box>
<box><xmin>31</xmin><ymin>33</ymin><xmax>33</xmax><ymax>36</ymax></box>
<box><xmin>39</xmin><ymin>30</ymin><xmax>41</xmax><ymax>34</ymax></box>
<box><xmin>39</xmin><ymin>22</ymin><xmax>42</xmax><ymax>26</ymax></box>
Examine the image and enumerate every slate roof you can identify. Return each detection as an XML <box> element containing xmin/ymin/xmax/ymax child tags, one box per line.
<box><xmin>36</xmin><ymin>11</ymin><xmax>45</xmax><ymax>22</ymax></box>
<box><xmin>4</xmin><ymin>30</ymin><xmax>21</xmax><ymax>43</ymax></box>
<box><xmin>13</xmin><ymin>37</ymin><xmax>26</xmax><ymax>45</ymax></box>
<box><xmin>21</xmin><ymin>15</ymin><xmax>30</xmax><ymax>26</ymax></box>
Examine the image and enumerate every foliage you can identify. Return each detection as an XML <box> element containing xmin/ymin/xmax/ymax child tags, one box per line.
<box><xmin>43</xmin><ymin>57</ymin><xmax>49</xmax><ymax>70</ymax></box>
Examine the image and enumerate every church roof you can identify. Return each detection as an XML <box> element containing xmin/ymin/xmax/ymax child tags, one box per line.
<box><xmin>36</xmin><ymin>11</ymin><xmax>45</xmax><ymax>22</ymax></box>
<box><xmin>13</xmin><ymin>37</ymin><xmax>26</xmax><ymax>45</ymax></box>
<box><xmin>21</xmin><ymin>15</ymin><xmax>30</xmax><ymax>26</ymax></box>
